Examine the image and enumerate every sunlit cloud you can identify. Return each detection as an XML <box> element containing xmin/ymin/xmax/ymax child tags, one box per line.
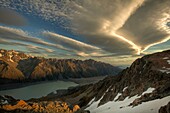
<box><xmin>117</xmin><ymin>0</ymin><xmax>170</xmax><ymax>53</ymax></box>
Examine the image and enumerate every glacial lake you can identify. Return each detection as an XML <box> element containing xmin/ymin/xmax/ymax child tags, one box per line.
<box><xmin>0</xmin><ymin>81</ymin><xmax>78</xmax><ymax>100</ymax></box>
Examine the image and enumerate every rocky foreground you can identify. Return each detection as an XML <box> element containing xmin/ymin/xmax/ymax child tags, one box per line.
<box><xmin>0</xmin><ymin>96</ymin><xmax>84</xmax><ymax>113</ymax></box>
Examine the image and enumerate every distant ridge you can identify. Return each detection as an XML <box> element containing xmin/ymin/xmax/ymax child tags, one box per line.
<box><xmin>0</xmin><ymin>49</ymin><xmax>121</xmax><ymax>81</ymax></box>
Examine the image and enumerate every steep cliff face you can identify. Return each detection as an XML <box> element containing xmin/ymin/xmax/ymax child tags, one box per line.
<box><xmin>0</xmin><ymin>49</ymin><xmax>121</xmax><ymax>80</ymax></box>
<box><xmin>40</xmin><ymin>50</ymin><xmax>170</xmax><ymax>112</ymax></box>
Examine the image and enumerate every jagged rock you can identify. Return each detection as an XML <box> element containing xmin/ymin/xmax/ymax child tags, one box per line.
<box><xmin>73</xmin><ymin>105</ymin><xmax>80</xmax><ymax>112</ymax></box>
<box><xmin>0</xmin><ymin>60</ymin><xmax>24</xmax><ymax>79</ymax></box>
<box><xmin>0</xmin><ymin>99</ymin><xmax>81</xmax><ymax>113</ymax></box>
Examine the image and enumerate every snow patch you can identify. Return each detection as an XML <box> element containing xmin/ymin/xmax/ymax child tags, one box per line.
<box><xmin>86</xmin><ymin>96</ymin><xmax>104</xmax><ymax>110</ymax></box>
<box><xmin>106</xmin><ymin>86</ymin><xmax>111</xmax><ymax>93</ymax></box>
<box><xmin>123</xmin><ymin>87</ymin><xmax>128</xmax><ymax>92</ymax></box>
<box><xmin>87</xmin><ymin>95</ymin><xmax>170</xmax><ymax>113</ymax></box>
<box><xmin>160</xmin><ymin>69</ymin><xmax>170</xmax><ymax>74</ymax></box>
<box><xmin>163</xmin><ymin>57</ymin><xmax>169</xmax><ymax>60</ymax></box>
<box><xmin>87</xmin><ymin>87</ymin><xmax>111</xmax><ymax>110</ymax></box>
<box><xmin>87</xmin><ymin>98</ymin><xmax>95</xmax><ymax>106</ymax></box>
<box><xmin>167</xmin><ymin>60</ymin><xmax>170</xmax><ymax>64</ymax></box>
<box><xmin>114</xmin><ymin>93</ymin><xmax>122</xmax><ymax>101</ymax></box>
<box><xmin>142</xmin><ymin>87</ymin><xmax>155</xmax><ymax>95</ymax></box>
<box><xmin>1</xmin><ymin>100</ymin><xmax>8</xmax><ymax>105</ymax></box>
<box><xmin>86</xmin><ymin>87</ymin><xmax>169</xmax><ymax>113</ymax></box>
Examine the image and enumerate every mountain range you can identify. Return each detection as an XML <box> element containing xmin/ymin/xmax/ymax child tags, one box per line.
<box><xmin>0</xmin><ymin>49</ymin><xmax>121</xmax><ymax>82</ymax></box>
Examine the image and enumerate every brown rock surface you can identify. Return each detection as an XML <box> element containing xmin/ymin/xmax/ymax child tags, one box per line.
<box><xmin>0</xmin><ymin>99</ymin><xmax>81</xmax><ymax>113</ymax></box>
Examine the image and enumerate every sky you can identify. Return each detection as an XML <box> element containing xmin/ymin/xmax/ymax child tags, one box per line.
<box><xmin>0</xmin><ymin>0</ymin><xmax>170</xmax><ymax>66</ymax></box>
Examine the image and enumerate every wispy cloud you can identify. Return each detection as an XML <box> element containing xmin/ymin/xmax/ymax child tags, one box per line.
<box><xmin>0</xmin><ymin>26</ymin><xmax>70</xmax><ymax>52</ymax></box>
<box><xmin>42</xmin><ymin>31</ymin><xmax>100</xmax><ymax>52</ymax></box>
<box><xmin>0</xmin><ymin>8</ymin><xmax>27</xmax><ymax>26</ymax></box>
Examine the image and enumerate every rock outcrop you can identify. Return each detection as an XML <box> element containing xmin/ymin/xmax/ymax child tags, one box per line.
<box><xmin>0</xmin><ymin>49</ymin><xmax>121</xmax><ymax>81</ymax></box>
<box><xmin>0</xmin><ymin>96</ymin><xmax>84</xmax><ymax>113</ymax></box>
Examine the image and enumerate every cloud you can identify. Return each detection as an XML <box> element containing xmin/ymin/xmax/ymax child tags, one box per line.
<box><xmin>0</xmin><ymin>8</ymin><xmax>27</xmax><ymax>26</ymax></box>
<box><xmin>0</xmin><ymin>26</ymin><xmax>70</xmax><ymax>52</ymax></box>
<box><xmin>0</xmin><ymin>0</ymin><xmax>170</xmax><ymax>65</ymax></box>
<box><xmin>0</xmin><ymin>26</ymin><xmax>106</xmax><ymax>57</ymax></box>
<box><xmin>0</xmin><ymin>38</ymin><xmax>55</xmax><ymax>55</ymax></box>
<box><xmin>117</xmin><ymin>0</ymin><xmax>170</xmax><ymax>53</ymax></box>
<box><xmin>0</xmin><ymin>0</ymin><xmax>145</xmax><ymax>56</ymax></box>
<box><xmin>42</xmin><ymin>31</ymin><xmax>100</xmax><ymax>52</ymax></box>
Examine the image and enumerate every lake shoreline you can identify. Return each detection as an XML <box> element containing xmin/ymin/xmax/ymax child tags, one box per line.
<box><xmin>0</xmin><ymin>76</ymin><xmax>106</xmax><ymax>91</ymax></box>
<box><xmin>0</xmin><ymin>81</ymin><xmax>78</xmax><ymax>100</ymax></box>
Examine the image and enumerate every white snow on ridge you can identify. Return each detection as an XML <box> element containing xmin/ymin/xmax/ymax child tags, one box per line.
<box><xmin>87</xmin><ymin>87</ymin><xmax>110</xmax><ymax>110</ymax></box>
<box><xmin>167</xmin><ymin>60</ymin><xmax>170</xmax><ymax>64</ymax></box>
<box><xmin>123</xmin><ymin>87</ymin><xmax>128</xmax><ymax>92</ymax></box>
<box><xmin>160</xmin><ymin>69</ymin><xmax>170</xmax><ymax>74</ymax></box>
<box><xmin>87</xmin><ymin>98</ymin><xmax>95</xmax><ymax>106</ymax></box>
<box><xmin>86</xmin><ymin>87</ymin><xmax>169</xmax><ymax>113</ymax></box>
<box><xmin>87</xmin><ymin>95</ymin><xmax>170</xmax><ymax>113</ymax></box>
<box><xmin>114</xmin><ymin>93</ymin><xmax>122</xmax><ymax>101</ymax></box>
<box><xmin>163</xmin><ymin>57</ymin><xmax>169</xmax><ymax>60</ymax></box>
<box><xmin>142</xmin><ymin>87</ymin><xmax>155</xmax><ymax>95</ymax></box>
